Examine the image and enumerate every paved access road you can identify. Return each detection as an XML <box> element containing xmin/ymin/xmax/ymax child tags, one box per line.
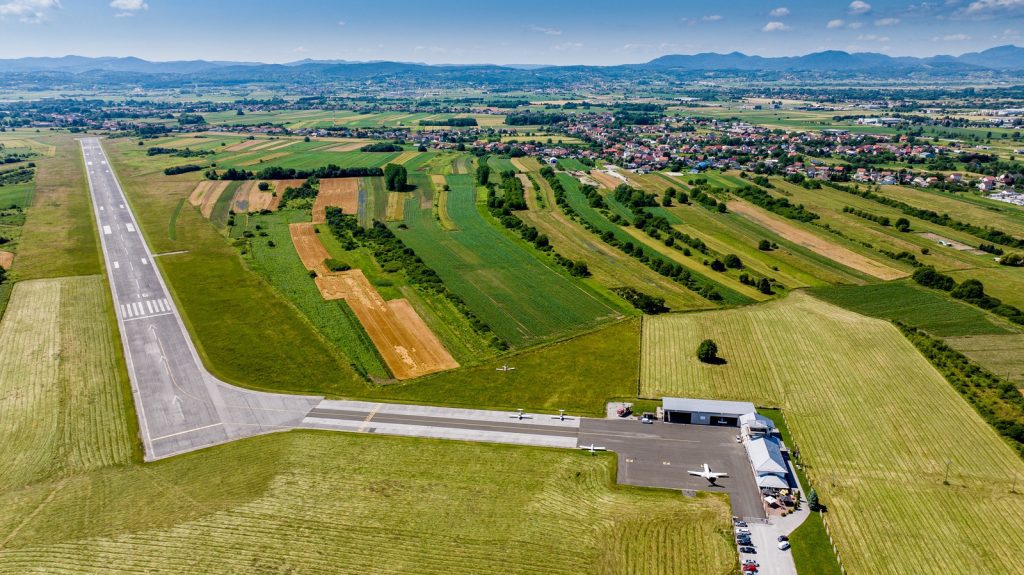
<box><xmin>82</xmin><ymin>137</ymin><xmax>321</xmax><ymax>461</ymax></box>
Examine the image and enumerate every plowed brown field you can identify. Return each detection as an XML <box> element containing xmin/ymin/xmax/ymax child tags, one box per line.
<box><xmin>316</xmin><ymin>270</ymin><xmax>458</xmax><ymax>379</ymax></box>
<box><xmin>312</xmin><ymin>178</ymin><xmax>360</xmax><ymax>223</ymax></box>
<box><xmin>289</xmin><ymin>223</ymin><xmax>331</xmax><ymax>272</ymax></box>
<box><xmin>0</xmin><ymin>251</ymin><xmax>12</xmax><ymax>270</ymax></box>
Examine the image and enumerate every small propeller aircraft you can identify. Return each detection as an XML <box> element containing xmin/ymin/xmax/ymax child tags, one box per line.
<box><xmin>688</xmin><ymin>463</ymin><xmax>729</xmax><ymax>485</ymax></box>
<box><xmin>496</xmin><ymin>364</ymin><xmax>516</xmax><ymax>372</ymax></box>
<box><xmin>509</xmin><ymin>409</ymin><xmax>533</xmax><ymax>420</ymax></box>
<box><xmin>552</xmin><ymin>409</ymin><xmax>572</xmax><ymax>422</ymax></box>
<box><xmin>580</xmin><ymin>444</ymin><xmax>606</xmax><ymax>455</ymax></box>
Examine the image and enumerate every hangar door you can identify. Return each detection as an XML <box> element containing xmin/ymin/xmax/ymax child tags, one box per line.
<box><xmin>710</xmin><ymin>416</ymin><xmax>738</xmax><ymax>427</ymax></box>
<box><xmin>666</xmin><ymin>410</ymin><xmax>691</xmax><ymax>424</ymax></box>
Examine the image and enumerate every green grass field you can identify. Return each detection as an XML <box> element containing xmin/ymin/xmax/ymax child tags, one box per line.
<box><xmin>809</xmin><ymin>282</ymin><xmax>1013</xmax><ymax>337</ymax></box>
<box><xmin>12</xmin><ymin>133</ymin><xmax>100</xmax><ymax>280</ymax></box>
<box><xmin>0</xmin><ymin>277</ymin><xmax>736</xmax><ymax>575</ymax></box>
<box><xmin>393</xmin><ymin>173</ymin><xmax>622</xmax><ymax>347</ymax></box>
<box><xmin>640</xmin><ymin>292</ymin><xmax>1024</xmax><ymax>575</ymax></box>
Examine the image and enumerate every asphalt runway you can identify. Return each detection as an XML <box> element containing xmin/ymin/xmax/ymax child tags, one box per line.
<box><xmin>82</xmin><ymin>137</ymin><xmax>321</xmax><ymax>461</ymax></box>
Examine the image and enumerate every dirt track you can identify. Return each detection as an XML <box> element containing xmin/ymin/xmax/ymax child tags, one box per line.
<box><xmin>728</xmin><ymin>200</ymin><xmax>908</xmax><ymax>280</ymax></box>
<box><xmin>315</xmin><ymin>269</ymin><xmax>459</xmax><ymax>379</ymax></box>
<box><xmin>312</xmin><ymin>178</ymin><xmax>360</xmax><ymax>223</ymax></box>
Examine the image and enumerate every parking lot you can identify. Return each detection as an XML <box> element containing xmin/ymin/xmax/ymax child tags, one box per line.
<box><xmin>578</xmin><ymin>418</ymin><xmax>765</xmax><ymax>519</ymax></box>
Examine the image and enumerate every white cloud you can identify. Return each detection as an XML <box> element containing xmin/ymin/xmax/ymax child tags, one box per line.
<box><xmin>552</xmin><ymin>41</ymin><xmax>584</xmax><ymax>50</ymax></box>
<box><xmin>936</xmin><ymin>33</ymin><xmax>972</xmax><ymax>40</ymax></box>
<box><xmin>110</xmin><ymin>0</ymin><xmax>146</xmax><ymax>10</ymax></box>
<box><xmin>529</xmin><ymin>25</ymin><xmax>562</xmax><ymax>36</ymax></box>
<box><xmin>848</xmin><ymin>1</ymin><xmax>872</xmax><ymax>14</ymax></box>
<box><xmin>875</xmin><ymin>17</ymin><xmax>900</xmax><ymax>26</ymax></box>
<box><xmin>848</xmin><ymin>21</ymin><xmax>864</xmax><ymax>29</ymax></box>
<box><xmin>0</xmin><ymin>0</ymin><xmax>60</xmax><ymax>23</ymax></box>
<box><xmin>293</xmin><ymin>46</ymin><xmax>308</xmax><ymax>53</ymax></box>
<box><xmin>960</xmin><ymin>0</ymin><xmax>1024</xmax><ymax>18</ymax></box>
<box><xmin>702</xmin><ymin>14</ymin><xmax>723</xmax><ymax>21</ymax></box>
<box><xmin>110</xmin><ymin>0</ymin><xmax>146</xmax><ymax>17</ymax></box>
<box><xmin>827</xmin><ymin>18</ymin><xmax>846</xmax><ymax>28</ymax></box>
<box><xmin>858</xmin><ymin>33</ymin><xmax>890</xmax><ymax>41</ymax></box>
<box><xmin>337</xmin><ymin>20</ymin><xmax>345</xmax><ymax>26</ymax></box>
<box><xmin>769</xmin><ymin>7</ymin><xmax>790</xmax><ymax>17</ymax></box>
<box><xmin>762</xmin><ymin>21</ymin><xmax>791</xmax><ymax>31</ymax></box>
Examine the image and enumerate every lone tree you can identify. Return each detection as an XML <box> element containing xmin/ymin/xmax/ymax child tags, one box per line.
<box><xmin>696</xmin><ymin>339</ymin><xmax>719</xmax><ymax>363</ymax></box>
<box><xmin>808</xmin><ymin>488</ymin><xmax>821</xmax><ymax>512</ymax></box>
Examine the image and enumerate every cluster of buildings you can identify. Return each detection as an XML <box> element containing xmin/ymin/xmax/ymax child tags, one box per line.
<box><xmin>661</xmin><ymin>398</ymin><xmax>796</xmax><ymax>507</ymax></box>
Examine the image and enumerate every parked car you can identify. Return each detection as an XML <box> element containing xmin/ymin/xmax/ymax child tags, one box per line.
<box><xmin>736</xmin><ymin>537</ymin><xmax>752</xmax><ymax>546</ymax></box>
<box><xmin>616</xmin><ymin>405</ymin><xmax>632</xmax><ymax>417</ymax></box>
<box><xmin>742</xmin><ymin>564</ymin><xmax>758</xmax><ymax>573</ymax></box>
<box><xmin>640</xmin><ymin>412</ymin><xmax>656</xmax><ymax>424</ymax></box>
<box><xmin>739</xmin><ymin>546</ymin><xmax>757</xmax><ymax>554</ymax></box>
<box><xmin>777</xmin><ymin>541</ymin><xmax>791</xmax><ymax>551</ymax></box>
<box><xmin>777</xmin><ymin>535</ymin><xmax>789</xmax><ymax>542</ymax></box>
<box><xmin>733</xmin><ymin>519</ymin><xmax>747</xmax><ymax>527</ymax></box>
<box><xmin>736</xmin><ymin>528</ymin><xmax>751</xmax><ymax>535</ymax></box>
<box><xmin>742</xmin><ymin>559</ymin><xmax>759</xmax><ymax>566</ymax></box>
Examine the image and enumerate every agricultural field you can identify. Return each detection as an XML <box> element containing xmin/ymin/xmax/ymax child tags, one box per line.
<box><xmin>809</xmin><ymin>281</ymin><xmax>1014</xmax><ymax>337</ymax></box>
<box><xmin>393</xmin><ymin>173</ymin><xmax>623</xmax><ymax>347</ymax></box>
<box><xmin>640</xmin><ymin>293</ymin><xmax>1024</xmax><ymax>575</ymax></box>
<box><xmin>555</xmin><ymin>173</ymin><xmax>753</xmax><ymax>305</ymax></box>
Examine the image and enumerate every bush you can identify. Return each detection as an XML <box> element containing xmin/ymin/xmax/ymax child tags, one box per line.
<box><xmin>758</xmin><ymin>239</ymin><xmax>772</xmax><ymax>251</ymax></box>
<box><xmin>696</xmin><ymin>339</ymin><xmax>719</xmax><ymax>363</ymax></box>
<box><xmin>723</xmin><ymin>254</ymin><xmax>743</xmax><ymax>269</ymax></box>
<box><xmin>324</xmin><ymin>258</ymin><xmax>351</xmax><ymax>272</ymax></box>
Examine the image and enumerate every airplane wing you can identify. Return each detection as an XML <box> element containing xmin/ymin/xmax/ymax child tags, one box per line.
<box><xmin>687</xmin><ymin>470</ymin><xmax>703</xmax><ymax>477</ymax></box>
<box><xmin>713</xmin><ymin>472</ymin><xmax>729</xmax><ymax>478</ymax></box>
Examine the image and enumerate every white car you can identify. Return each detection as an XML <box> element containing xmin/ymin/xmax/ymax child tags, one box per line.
<box><xmin>777</xmin><ymin>541</ymin><xmax>791</xmax><ymax>551</ymax></box>
<box><xmin>736</xmin><ymin>528</ymin><xmax>751</xmax><ymax>535</ymax></box>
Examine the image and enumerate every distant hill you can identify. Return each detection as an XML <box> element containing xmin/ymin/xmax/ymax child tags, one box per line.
<box><xmin>3</xmin><ymin>46</ymin><xmax>1024</xmax><ymax>85</ymax></box>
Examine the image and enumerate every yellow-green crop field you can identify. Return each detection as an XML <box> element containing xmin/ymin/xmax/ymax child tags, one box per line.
<box><xmin>640</xmin><ymin>292</ymin><xmax>1024</xmax><ymax>575</ymax></box>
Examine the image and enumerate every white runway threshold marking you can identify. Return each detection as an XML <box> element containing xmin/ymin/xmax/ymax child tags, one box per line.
<box><xmin>113</xmin><ymin>261</ymin><xmax>119</xmax><ymax>269</ymax></box>
<box><xmin>103</xmin><ymin>225</ymin><xmax>112</xmax><ymax>235</ymax></box>
<box><xmin>126</xmin><ymin>223</ymin><xmax>136</xmax><ymax>233</ymax></box>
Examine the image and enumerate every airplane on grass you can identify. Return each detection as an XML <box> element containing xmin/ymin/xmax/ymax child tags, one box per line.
<box><xmin>580</xmin><ymin>444</ymin><xmax>606</xmax><ymax>455</ymax></box>
<box><xmin>688</xmin><ymin>463</ymin><xmax>728</xmax><ymax>485</ymax></box>
<box><xmin>496</xmin><ymin>364</ymin><xmax>516</xmax><ymax>372</ymax></box>
<box><xmin>509</xmin><ymin>409</ymin><xmax>532</xmax><ymax>420</ymax></box>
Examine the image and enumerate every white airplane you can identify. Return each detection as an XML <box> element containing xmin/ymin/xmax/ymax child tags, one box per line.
<box><xmin>509</xmin><ymin>409</ymin><xmax>533</xmax><ymax>420</ymax></box>
<box><xmin>552</xmin><ymin>409</ymin><xmax>572</xmax><ymax>422</ymax></box>
<box><xmin>496</xmin><ymin>364</ymin><xmax>516</xmax><ymax>372</ymax></box>
<box><xmin>580</xmin><ymin>444</ymin><xmax>606</xmax><ymax>455</ymax></box>
<box><xmin>688</xmin><ymin>463</ymin><xmax>729</xmax><ymax>485</ymax></box>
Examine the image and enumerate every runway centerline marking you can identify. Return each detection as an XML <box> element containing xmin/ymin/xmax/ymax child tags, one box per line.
<box><xmin>357</xmin><ymin>403</ymin><xmax>383</xmax><ymax>432</ymax></box>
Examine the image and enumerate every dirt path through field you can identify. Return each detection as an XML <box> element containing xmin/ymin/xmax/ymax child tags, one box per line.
<box><xmin>589</xmin><ymin>170</ymin><xmax>626</xmax><ymax>189</ymax></box>
<box><xmin>728</xmin><ymin>200</ymin><xmax>907</xmax><ymax>280</ymax></box>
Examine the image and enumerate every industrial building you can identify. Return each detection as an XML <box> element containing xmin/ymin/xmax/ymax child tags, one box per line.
<box><xmin>661</xmin><ymin>397</ymin><xmax>756</xmax><ymax>426</ymax></box>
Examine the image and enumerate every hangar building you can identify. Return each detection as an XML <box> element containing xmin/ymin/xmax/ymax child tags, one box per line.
<box><xmin>662</xmin><ymin>397</ymin><xmax>756</xmax><ymax>426</ymax></box>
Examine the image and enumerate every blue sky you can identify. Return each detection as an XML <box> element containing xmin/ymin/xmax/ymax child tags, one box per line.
<box><xmin>4</xmin><ymin>0</ymin><xmax>1024</xmax><ymax>64</ymax></box>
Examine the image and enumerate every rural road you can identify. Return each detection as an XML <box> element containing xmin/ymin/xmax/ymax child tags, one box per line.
<box><xmin>82</xmin><ymin>137</ymin><xmax>321</xmax><ymax>461</ymax></box>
